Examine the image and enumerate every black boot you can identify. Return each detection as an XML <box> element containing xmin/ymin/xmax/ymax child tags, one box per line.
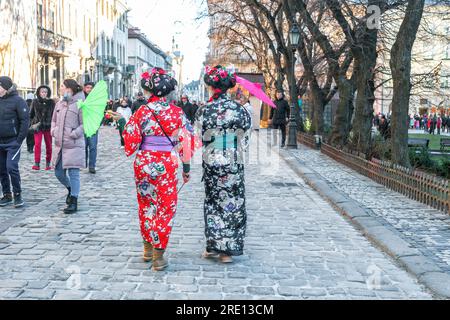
<box><xmin>63</xmin><ymin>196</ymin><xmax>78</xmax><ymax>214</ymax></box>
<box><xmin>66</xmin><ymin>187</ymin><xmax>71</xmax><ymax>205</ymax></box>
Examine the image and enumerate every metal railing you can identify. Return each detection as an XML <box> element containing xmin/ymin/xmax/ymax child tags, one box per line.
<box><xmin>298</xmin><ymin>133</ymin><xmax>450</xmax><ymax>214</ymax></box>
<box><xmin>38</xmin><ymin>27</ymin><xmax>72</xmax><ymax>53</ymax></box>
<box><xmin>99</xmin><ymin>55</ymin><xmax>117</xmax><ymax>66</ymax></box>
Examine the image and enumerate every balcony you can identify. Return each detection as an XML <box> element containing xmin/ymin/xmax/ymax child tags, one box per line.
<box><xmin>119</xmin><ymin>65</ymin><xmax>135</xmax><ymax>79</ymax></box>
<box><xmin>99</xmin><ymin>55</ymin><xmax>118</xmax><ymax>75</ymax></box>
<box><xmin>38</xmin><ymin>27</ymin><xmax>72</xmax><ymax>56</ymax></box>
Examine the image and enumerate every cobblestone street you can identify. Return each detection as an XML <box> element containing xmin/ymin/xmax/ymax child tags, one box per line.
<box><xmin>289</xmin><ymin>144</ymin><xmax>450</xmax><ymax>274</ymax></box>
<box><xmin>0</xmin><ymin>127</ymin><xmax>433</xmax><ymax>299</ymax></box>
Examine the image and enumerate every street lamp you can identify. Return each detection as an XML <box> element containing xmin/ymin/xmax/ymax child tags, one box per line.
<box><xmin>87</xmin><ymin>55</ymin><xmax>96</xmax><ymax>82</ymax></box>
<box><xmin>287</xmin><ymin>22</ymin><xmax>300</xmax><ymax>149</ymax></box>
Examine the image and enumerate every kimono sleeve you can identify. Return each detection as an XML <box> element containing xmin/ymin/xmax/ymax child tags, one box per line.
<box><xmin>176</xmin><ymin>111</ymin><xmax>201</xmax><ymax>163</ymax></box>
<box><xmin>123</xmin><ymin>107</ymin><xmax>143</xmax><ymax>157</ymax></box>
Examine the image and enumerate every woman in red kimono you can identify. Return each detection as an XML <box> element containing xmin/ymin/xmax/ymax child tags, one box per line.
<box><xmin>123</xmin><ymin>68</ymin><xmax>196</xmax><ymax>271</ymax></box>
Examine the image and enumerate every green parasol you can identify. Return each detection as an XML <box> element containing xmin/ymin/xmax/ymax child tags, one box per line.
<box><xmin>77</xmin><ymin>80</ymin><xmax>108</xmax><ymax>138</ymax></box>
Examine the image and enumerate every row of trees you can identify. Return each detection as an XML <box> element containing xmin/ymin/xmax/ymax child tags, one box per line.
<box><xmin>204</xmin><ymin>0</ymin><xmax>450</xmax><ymax>167</ymax></box>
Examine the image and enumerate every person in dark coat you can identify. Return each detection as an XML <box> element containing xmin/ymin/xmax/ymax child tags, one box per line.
<box><xmin>132</xmin><ymin>92</ymin><xmax>146</xmax><ymax>114</ymax></box>
<box><xmin>25</xmin><ymin>93</ymin><xmax>35</xmax><ymax>153</ymax></box>
<box><xmin>379</xmin><ymin>115</ymin><xmax>390</xmax><ymax>140</ymax></box>
<box><xmin>179</xmin><ymin>95</ymin><xmax>198</xmax><ymax>124</ymax></box>
<box><xmin>270</xmin><ymin>90</ymin><xmax>290</xmax><ymax>147</ymax></box>
<box><xmin>30</xmin><ymin>85</ymin><xmax>55</xmax><ymax>171</ymax></box>
<box><xmin>83</xmin><ymin>82</ymin><xmax>99</xmax><ymax>174</ymax></box>
<box><xmin>0</xmin><ymin>76</ymin><xmax>30</xmax><ymax>208</ymax></box>
<box><xmin>429</xmin><ymin>114</ymin><xmax>437</xmax><ymax>135</ymax></box>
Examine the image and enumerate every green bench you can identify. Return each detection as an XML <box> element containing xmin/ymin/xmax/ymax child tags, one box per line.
<box><xmin>440</xmin><ymin>138</ymin><xmax>450</xmax><ymax>152</ymax></box>
<box><xmin>408</xmin><ymin>138</ymin><xmax>430</xmax><ymax>149</ymax></box>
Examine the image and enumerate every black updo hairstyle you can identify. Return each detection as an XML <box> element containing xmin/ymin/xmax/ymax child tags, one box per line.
<box><xmin>140</xmin><ymin>67</ymin><xmax>177</xmax><ymax>97</ymax></box>
<box><xmin>203</xmin><ymin>65</ymin><xmax>236</xmax><ymax>93</ymax></box>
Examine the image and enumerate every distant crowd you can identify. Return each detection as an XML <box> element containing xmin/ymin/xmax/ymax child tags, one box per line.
<box><xmin>373</xmin><ymin>112</ymin><xmax>450</xmax><ymax>140</ymax></box>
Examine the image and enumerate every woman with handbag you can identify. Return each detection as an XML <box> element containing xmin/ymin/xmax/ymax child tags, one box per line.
<box><xmin>30</xmin><ymin>85</ymin><xmax>55</xmax><ymax>170</ymax></box>
<box><xmin>123</xmin><ymin>68</ymin><xmax>197</xmax><ymax>271</ymax></box>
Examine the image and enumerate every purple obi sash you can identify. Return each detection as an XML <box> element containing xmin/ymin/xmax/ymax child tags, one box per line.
<box><xmin>140</xmin><ymin>135</ymin><xmax>178</xmax><ymax>152</ymax></box>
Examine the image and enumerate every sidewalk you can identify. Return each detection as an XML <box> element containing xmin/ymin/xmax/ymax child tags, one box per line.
<box><xmin>0</xmin><ymin>127</ymin><xmax>432</xmax><ymax>299</ymax></box>
<box><xmin>280</xmin><ymin>137</ymin><xmax>450</xmax><ymax>297</ymax></box>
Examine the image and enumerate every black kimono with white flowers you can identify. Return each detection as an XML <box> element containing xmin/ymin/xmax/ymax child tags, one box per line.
<box><xmin>195</xmin><ymin>94</ymin><xmax>252</xmax><ymax>256</ymax></box>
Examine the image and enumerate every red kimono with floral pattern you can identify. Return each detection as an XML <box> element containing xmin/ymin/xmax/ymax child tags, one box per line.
<box><xmin>123</xmin><ymin>98</ymin><xmax>197</xmax><ymax>249</ymax></box>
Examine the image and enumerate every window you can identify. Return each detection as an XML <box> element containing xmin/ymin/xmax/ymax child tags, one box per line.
<box><xmin>68</xmin><ymin>4</ymin><xmax>72</xmax><ymax>35</ymax></box>
<box><xmin>445</xmin><ymin>44</ymin><xmax>450</xmax><ymax>60</ymax></box>
<box><xmin>37</xmin><ymin>4</ymin><xmax>43</xmax><ymax>27</ymax></box>
<box><xmin>424</xmin><ymin>43</ymin><xmax>434</xmax><ymax>60</ymax></box>
<box><xmin>49</xmin><ymin>10</ymin><xmax>55</xmax><ymax>32</ymax></box>
<box><xmin>89</xmin><ymin>18</ymin><xmax>92</xmax><ymax>43</ymax></box>
<box><xmin>441</xmin><ymin>75</ymin><xmax>449</xmax><ymax>89</ymax></box>
<box><xmin>75</xmin><ymin>9</ymin><xmax>78</xmax><ymax>37</ymax></box>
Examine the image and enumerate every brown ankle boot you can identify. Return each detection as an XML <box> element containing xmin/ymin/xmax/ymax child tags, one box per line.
<box><xmin>143</xmin><ymin>241</ymin><xmax>153</xmax><ymax>262</ymax></box>
<box><xmin>152</xmin><ymin>249</ymin><xmax>168</xmax><ymax>271</ymax></box>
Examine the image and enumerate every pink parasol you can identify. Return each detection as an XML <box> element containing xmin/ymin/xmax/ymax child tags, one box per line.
<box><xmin>235</xmin><ymin>75</ymin><xmax>276</xmax><ymax>108</ymax></box>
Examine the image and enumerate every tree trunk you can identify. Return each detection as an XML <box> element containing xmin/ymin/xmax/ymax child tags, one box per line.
<box><xmin>390</xmin><ymin>0</ymin><xmax>425</xmax><ymax>167</ymax></box>
<box><xmin>329</xmin><ymin>77</ymin><xmax>355</xmax><ymax>146</ymax></box>
<box><xmin>351</xmin><ymin>31</ymin><xmax>378</xmax><ymax>155</ymax></box>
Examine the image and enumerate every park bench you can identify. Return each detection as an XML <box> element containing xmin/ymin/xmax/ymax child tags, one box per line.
<box><xmin>440</xmin><ymin>138</ymin><xmax>450</xmax><ymax>152</ymax></box>
<box><xmin>408</xmin><ymin>138</ymin><xmax>430</xmax><ymax>149</ymax></box>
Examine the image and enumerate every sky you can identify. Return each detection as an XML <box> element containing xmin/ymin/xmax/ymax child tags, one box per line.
<box><xmin>127</xmin><ymin>0</ymin><xmax>210</xmax><ymax>84</ymax></box>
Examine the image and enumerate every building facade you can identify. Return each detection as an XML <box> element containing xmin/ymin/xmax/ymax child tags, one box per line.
<box><xmin>1</xmin><ymin>0</ymin><xmax>131</xmax><ymax>99</ymax></box>
<box><xmin>375</xmin><ymin>6</ymin><xmax>450</xmax><ymax>116</ymax></box>
<box><xmin>95</xmin><ymin>0</ymin><xmax>130</xmax><ymax>99</ymax></box>
<box><xmin>127</xmin><ymin>27</ymin><xmax>171</xmax><ymax>97</ymax></box>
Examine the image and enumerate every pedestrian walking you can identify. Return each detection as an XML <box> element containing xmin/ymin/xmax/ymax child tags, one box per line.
<box><xmin>414</xmin><ymin>114</ymin><xmax>420</xmax><ymax>130</ymax></box>
<box><xmin>132</xmin><ymin>92</ymin><xmax>146</xmax><ymax>114</ymax></box>
<box><xmin>195</xmin><ymin>65</ymin><xmax>252</xmax><ymax>264</ymax></box>
<box><xmin>379</xmin><ymin>115</ymin><xmax>390</xmax><ymax>140</ymax></box>
<box><xmin>179</xmin><ymin>94</ymin><xmax>198</xmax><ymax>125</ymax></box>
<box><xmin>409</xmin><ymin>115</ymin><xmax>414</xmax><ymax>129</ymax></box>
<box><xmin>30</xmin><ymin>85</ymin><xmax>55</xmax><ymax>171</ymax></box>
<box><xmin>239</xmin><ymin>95</ymin><xmax>254</xmax><ymax>129</ymax></box>
<box><xmin>83</xmin><ymin>82</ymin><xmax>99</xmax><ymax>174</ymax></box>
<box><xmin>429</xmin><ymin>114</ymin><xmax>437</xmax><ymax>135</ymax></box>
<box><xmin>25</xmin><ymin>93</ymin><xmax>35</xmax><ymax>154</ymax></box>
<box><xmin>116</xmin><ymin>98</ymin><xmax>132</xmax><ymax>148</ymax></box>
<box><xmin>437</xmin><ymin>115</ymin><xmax>442</xmax><ymax>135</ymax></box>
<box><xmin>123</xmin><ymin>68</ymin><xmax>196</xmax><ymax>271</ymax></box>
<box><xmin>0</xmin><ymin>76</ymin><xmax>29</xmax><ymax>208</ymax></box>
<box><xmin>269</xmin><ymin>90</ymin><xmax>290</xmax><ymax>147</ymax></box>
<box><xmin>51</xmin><ymin>79</ymin><xmax>85</xmax><ymax>214</ymax></box>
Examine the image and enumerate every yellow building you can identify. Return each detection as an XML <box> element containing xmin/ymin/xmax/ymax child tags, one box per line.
<box><xmin>36</xmin><ymin>0</ymin><xmax>130</xmax><ymax>98</ymax></box>
<box><xmin>0</xmin><ymin>0</ymin><xmax>130</xmax><ymax>98</ymax></box>
<box><xmin>0</xmin><ymin>0</ymin><xmax>38</xmax><ymax>97</ymax></box>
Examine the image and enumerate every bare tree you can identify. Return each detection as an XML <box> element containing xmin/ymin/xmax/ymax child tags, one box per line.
<box><xmin>390</xmin><ymin>0</ymin><xmax>425</xmax><ymax>167</ymax></box>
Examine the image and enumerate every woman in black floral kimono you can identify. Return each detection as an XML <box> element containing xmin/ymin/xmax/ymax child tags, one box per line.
<box><xmin>195</xmin><ymin>65</ymin><xmax>252</xmax><ymax>263</ymax></box>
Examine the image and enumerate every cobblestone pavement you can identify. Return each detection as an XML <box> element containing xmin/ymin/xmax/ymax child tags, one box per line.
<box><xmin>0</xmin><ymin>127</ymin><xmax>432</xmax><ymax>299</ymax></box>
<box><xmin>289</xmin><ymin>143</ymin><xmax>450</xmax><ymax>274</ymax></box>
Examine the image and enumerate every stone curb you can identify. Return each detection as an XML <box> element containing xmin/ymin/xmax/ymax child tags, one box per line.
<box><xmin>278</xmin><ymin>148</ymin><xmax>450</xmax><ymax>299</ymax></box>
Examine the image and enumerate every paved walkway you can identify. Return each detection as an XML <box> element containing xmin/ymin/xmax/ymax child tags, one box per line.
<box><xmin>288</xmin><ymin>141</ymin><xmax>450</xmax><ymax>275</ymax></box>
<box><xmin>0</xmin><ymin>127</ymin><xmax>432</xmax><ymax>299</ymax></box>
